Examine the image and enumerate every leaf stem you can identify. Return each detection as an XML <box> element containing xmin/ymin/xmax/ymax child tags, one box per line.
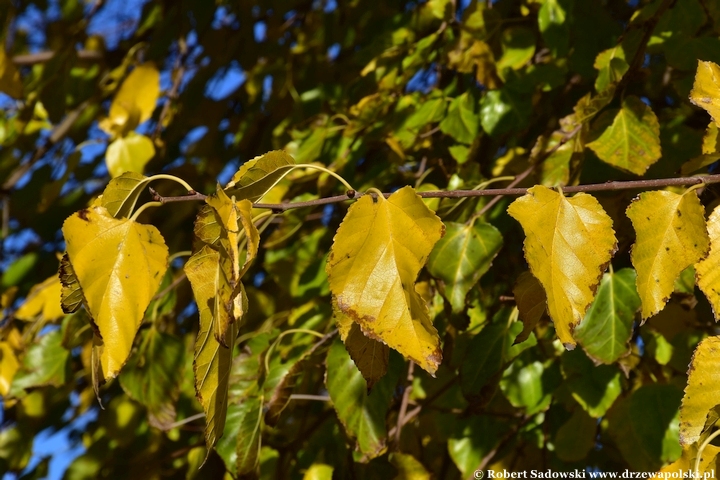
<box><xmin>147</xmin><ymin>174</ymin><xmax>195</xmax><ymax>192</ymax></box>
<box><xmin>264</xmin><ymin>329</ymin><xmax>326</xmax><ymax>374</ymax></box>
<box><xmin>298</xmin><ymin>164</ymin><xmax>354</xmax><ymax>192</ymax></box>
<box><xmin>695</xmin><ymin>427</ymin><xmax>720</xmax><ymax>477</ymax></box>
<box><xmin>130</xmin><ymin>201</ymin><xmax>163</xmax><ymax>222</ymax></box>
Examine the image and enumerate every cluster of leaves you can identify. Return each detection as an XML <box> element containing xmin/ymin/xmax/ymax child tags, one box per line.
<box><xmin>8</xmin><ymin>0</ymin><xmax>720</xmax><ymax>478</ymax></box>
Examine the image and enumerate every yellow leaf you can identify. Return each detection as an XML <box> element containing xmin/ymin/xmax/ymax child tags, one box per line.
<box><xmin>690</xmin><ymin>60</ymin><xmax>720</xmax><ymax>127</ymax></box>
<box><xmin>15</xmin><ymin>276</ymin><xmax>64</xmax><ymax>321</ymax></box>
<box><xmin>507</xmin><ymin>186</ymin><xmax>617</xmax><ymax>348</ymax></box>
<box><xmin>389</xmin><ymin>452</ymin><xmax>431</xmax><ymax>480</ymax></box>
<box><xmin>303</xmin><ymin>464</ymin><xmax>333</xmax><ymax>480</ymax></box>
<box><xmin>106</xmin><ymin>133</ymin><xmax>155</xmax><ymax>178</ymax></box>
<box><xmin>327</xmin><ymin>186</ymin><xmax>445</xmax><ymax>375</ymax></box>
<box><xmin>336</xmin><ymin>311</ymin><xmax>389</xmax><ymax>390</ymax></box>
<box><xmin>626</xmin><ymin>190</ymin><xmax>709</xmax><ymax>320</ymax></box>
<box><xmin>204</xmin><ymin>187</ymin><xmax>258</xmax><ymax>346</ymax></box>
<box><xmin>101</xmin><ymin>63</ymin><xmax>160</xmax><ymax>135</ymax></box>
<box><xmin>703</xmin><ymin>122</ymin><xmax>720</xmax><ymax>154</ymax></box>
<box><xmin>184</xmin><ymin>244</ymin><xmax>236</xmax><ymax>450</ymax></box>
<box><xmin>696</xmin><ymin>205</ymin><xmax>720</xmax><ymax>320</ymax></box>
<box><xmin>679</xmin><ymin>336</ymin><xmax>720</xmax><ymax>446</ymax></box>
<box><xmin>650</xmin><ymin>447</ymin><xmax>692</xmax><ymax>479</ymax></box>
<box><xmin>0</xmin><ymin>48</ymin><xmax>22</xmax><ymax>98</ymax></box>
<box><xmin>59</xmin><ymin>253</ymin><xmax>83</xmax><ymax>314</ymax></box>
<box><xmin>62</xmin><ymin>206</ymin><xmax>169</xmax><ymax>379</ymax></box>
<box><xmin>0</xmin><ymin>342</ymin><xmax>19</xmax><ymax>396</ymax></box>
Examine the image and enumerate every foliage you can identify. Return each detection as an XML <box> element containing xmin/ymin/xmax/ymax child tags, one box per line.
<box><xmin>6</xmin><ymin>0</ymin><xmax>720</xmax><ymax>478</ymax></box>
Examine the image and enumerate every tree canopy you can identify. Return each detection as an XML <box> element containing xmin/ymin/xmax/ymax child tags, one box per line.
<box><xmin>5</xmin><ymin>0</ymin><xmax>720</xmax><ymax>478</ymax></box>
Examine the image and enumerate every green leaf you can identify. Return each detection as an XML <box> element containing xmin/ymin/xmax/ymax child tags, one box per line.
<box><xmin>9</xmin><ymin>330</ymin><xmax>69</xmax><ymax>395</ymax></box>
<box><xmin>538</xmin><ymin>0</ymin><xmax>572</xmax><ymax>58</ymax></box>
<box><xmin>105</xmin><ymin>132</ymin><xmax>156</xmax><ymax>179</ymax></box>
<box><xmin>62</xmin><ymin>206</ymin><xmax>169</xmax><ymax>380</ymax></box>
<box><xmin>586</xmin><ymin>96</ymin><xmax>662</xmax><ymax>175</ymax></box>
<box><xmin>593</xmin><ymin>29</ymin><xmax>643</xmax><ymax>92</ymax></box>
<box><xmin>448</xmin><ymin>415</ymin><xmax>507</xmax><ymax>478</ymax></box>
<box><xmin>554</xmin><ymin>408</ymin><xmax>596</xmax><ymax>462</ymax></box>
<box><xmin>480</xmin><ymin>88</ymin><xmax>531</xmax><ymax>137</ymax></box>
<box><xmin>499</xmin><ymin>359</ymin><xmax>553</xmax><ymax>414</ymax></box>
<box><xmin>224</xmin><ymin>150</ymin><xmax>297</xmax><ymax>202</ymax></box>
<box><xmin>574</xmin><ymin>268</ymin><xmax>640</xmax><ymax>364</ymax></box>
<box><xmin>327</xmin><ymin>186</ymin><xmax>445</xmax><ymax>375</ymax></box>
<box><xmin>118</xmin><ymin>328</ymin><xmax>185</xmax><ymax>430</ymax></box>
<box><xmin>185</xmin><ymin>243</ymin><xmax>236</xmax><ymax>450</ymax></box>
<box><xmin>388</xmin><ymin>453</ymin><xmax>430</xmax><ymax>480</ymax></box>
<box><xmin>216</xmin><ymin>396</ymin><xmax>263</xmax><ymax>476</ymax></box>
<box><xmin>561</xmin><ymin>349</ymin><xmax>622</xmax><ymax>417</ymax></box>
<box><xmin>439</xmin><ymin>93</ymin><xmax>479</xmax><ymax>145</ymax></box>
<box><xmin>496</xmin><ymin>27</ymin><xmax>536</xmax><ymax>72</ymax></box>
<box><xmin>607</xmin><ymin>384</ymin><xmax>682</xmax><ymax>471</ymax></box>
<box><xmin>325</xmin><ymin>339</ymin><xmax>400</xmax><ymax>459</ymax></box>
<box><xmin>0</xmin><ymin>426</ymin><xmax>33</xmax><ymax>471</ymax></box>
<box><xmin>427</xmin><ymin>221</ymin><xmax>503</xmax><ymax>313</ymax></box>
<box><xmin>460</xmin><ymin>320</ymin><xmax>522</xmax><ymax>402</ymax></box>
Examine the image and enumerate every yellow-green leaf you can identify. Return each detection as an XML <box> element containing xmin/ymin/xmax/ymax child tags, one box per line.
<box><xmin>106</xmin><ymin>133</ymin><xmax>155</xmax><ymax>179</ymax></box>
<box><xmin>389</xmin><ymin>453</ymin><xmax>431</xmax><ymax>480</ymax></box>
<box><xmin>679</xmin><ymin>336</ymin><xmax>720</xmax><ymax>446</ymax></box>
<box><xmin>626</xmin><ymin>190</ymin><xmax>709</xmax><ymax>320</ymax></box>
<box><xmin>59</xmin><ymin>253</ymin><xmax>83</xmax><ymax>314</ymax></box>
<box><xmin>696</xmin><ymin>205</ymin><xmax>720</xmax><ymax>319</ymax></box>
<box><xmin>62</xmin><ymin>206</ymin><xmax>169</xmax><ymax>379</ymax></box>
<box><xmin>303</xmin><ymin>464</ymin><xmax>333</xmax><ymax>480</ymax></box>
<box><xmin>184</xmin><ymin>244</ymin><xmax>236</xmax><ymax>450</ymax></box>
<box><xmin>327</xmin><ymin>186</ymin><xmax>445</xmax><ymax>375</ymax></box>
<box><xmin>15</xmin><ymin>276</ymin><xmax>64</xmax><ymax>321</ymax></box>
<box><xmin>336</xmin><ymin>311</ymin><xmax>389</xmax><ymax>390</ymax></box>
<box><xmin>586</xmin><ymin>96</ymin><xmax>662</xmax><ymax>176</ymax></box>
<box><xmin>507</xmin><ymin>186</ymin><xmax>617</xmax><ymax>348</ymax></box>
<box><xmin>99</xmin><ymin>171</ymin><xmax>152</xmax><ymax>218</ymax></box>
<box><xmin>0</xmin><ymin>48</ymin><xmax>22</xmax><ymax>98</ymax></box>
<box><xmin>690</xmin><ymin>60</ymin><xmax>720</xmax><ymax>127</ymax></box>
<box><xmin>512</xmin><ymin>271</ymin><xmax>547</xmax><ymax>344</ymax></box>
<box><xmin>101</xmin><ymin>63</ymin><xmax>160</xmax><ymax>135</ymax></box>
<box><xmin>224</xmin><ymin>150</ymin><xmax>297</xmax><ymax>202</ymax></box>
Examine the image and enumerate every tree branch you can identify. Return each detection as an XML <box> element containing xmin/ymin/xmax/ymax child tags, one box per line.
<box><xmin>12</xmin><ymin>49</ymin><xmax>104</xmax><ymax>66</ymax></box>
<box><xmin>149</xmin><ymin>173</ymin><xmax>720</xmax><ymax>212</ymax></box>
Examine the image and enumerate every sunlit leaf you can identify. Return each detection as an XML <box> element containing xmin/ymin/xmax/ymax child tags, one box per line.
<box><xmin>538</xmin><ymin>0</ymin><xmax>571</xmax><ymax>58</ymax></box>
<box><xmin>62</xmin><ymin>206</ymin><xmax>169</xmax><ymax>380</ymax></box>
<box><xmin>586</xmin><ymin>96</ymin><xmax>662</xmax><ymax>175</ymax></box>
<box><xmin>496</xmin><ymin>27</ymin><xmax>535</xmax><ymax>72</ymax></box>
<box><xmin>696</xmin><ymin>205</ymin><xmax>720</xmax><ymax>320</ymax></box>
<box><xmin>427</xmin><ymin>220</ymin><xmax>503</xmax><ymax>314</ymax></box>
<box><xmin>626</xmin><ymin>189</ymin><xmax>709</xmax><ymax>320</ymax></box>
<box><xmin>118</xmin><ymin>328</ymin><xmax>185</xmax><ymax>430</ymax></box>
<box><xmin>101</xmin><ymin>63</ymin><xmax>160</xmax><ymax>135</ymax></box>
<box><xmin>224</xmin><ymin>150</ymin><xmax>297</xmax><ymax>202</ymax></box>
<box><xmin>327</xmin><ymin>186</ymin><xmax>445</xmax><ymax>375</ymax></box>
<box><xmin>0</xmin><ymin>343</ymin><xmax>19</xmax><ymax>396</ymax></box>
<box><xmin>216</xmin><ymin>395</ymin><xmax>263</xmax><ymax>476</ymax></box>
<box><xmin>14</xmin><ymin>275</ymin><xmax>64</xmax><ymax>322</ymax></box>
<box><xmin>326</xmin><ymin>340</ymin><xmax>400</xmax><ymax>459</ymax></box>
<box><xmin>690</xmin><ymin>60</ymin><xmax>720</xmax><ymax>127</ymax></box>
<box><xmin>574</xmin><ymin>268</ymin><xmax>640</xmax><ymax>364</ymax></box>
<box><xmin>184</xmin><ymin>244</ymin><xmax>236</xmax><ymax>450</ymax></box>
<box><xmin>303</xmin><ymin>464</ymin><xmax>334</xmax><ymax>480</ymax></box>
<box><xmin>593</xmin><ymin>29</ymin><xmax>642</xmax><ymax>92</ymax></box>
<box><xmin>679</xmin><ymin>336</ymin><xmax>720</xmax><ymax>446</ymax></box>
<box><xmin>106</xmin><ymin>132</ymin><xmax>155</xmax><ymax>178</ymax></box>
<box><xmin>99</xmin><ymin>171</ymin><xmax>152</xmax><ymax>219</ymax></box>
<box><xmin>507</xmin><ymin>186</ymin><xmax>617</xmax><ymax>348</ymax></box>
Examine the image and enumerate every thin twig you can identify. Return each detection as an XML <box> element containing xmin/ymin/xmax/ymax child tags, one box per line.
<box><xmin>12</xmin><ymin>49</ymin><xmax>103</xmax><ymax>66</ymax></box>
<box><xmin>149</xmin><ymin>173</ymin><xmax>720</xmax><ymax>211</ymax></box>
<box><xmin>152</xmin><ymin>273</ymin><xmax>187</xmax><ymax>301</ymax></box>
<box><xmin>394</xmin><ymin>361</ymin><xmax>415</xmax><ymax>446</ymax></box>
<box><xmin>165</xmin><ymin>412</ymin><xmax>205</xmax><ymax>430</ymax></box>
<box><xmin>288</xmin><ymin>394</ymin><xmax>331</xmax><ymax>402</ymax></box>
